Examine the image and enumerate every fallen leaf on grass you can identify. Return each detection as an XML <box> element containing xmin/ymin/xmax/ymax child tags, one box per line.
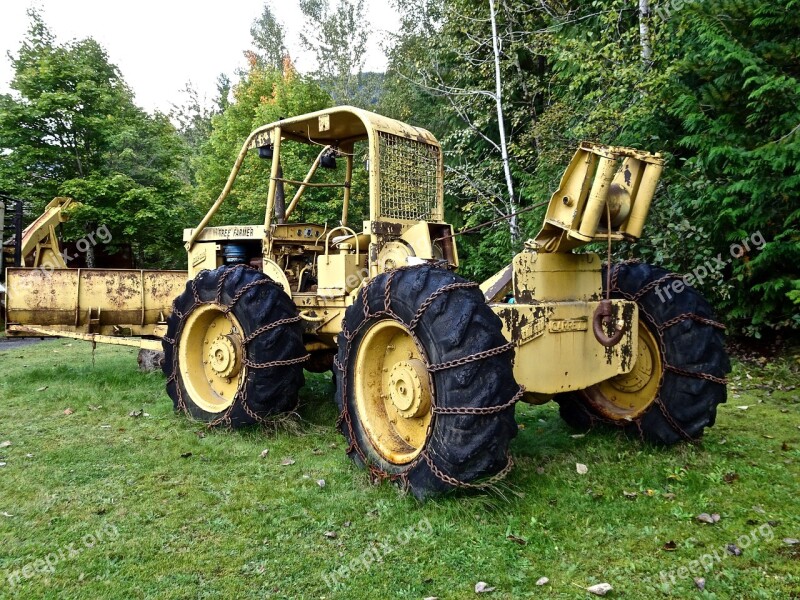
<box><xmin>763</xmin><ymin>435</ymin><xmax>774</xmax><ymax>439</ymax></box>
<box><xmin>782</xmin><ymin>442</ymin><xmax>792</xmax><ymax>451</ymax></box>
<box><xmin>571</xmin><ymin>434</ymin><xmax>585</xmax><ymax>439</ymax></box>
<box><xmin>662</xmin><ymin>540</ymin><xmax>677</xmax><ymax>551</ymax></box>
<box><xmin>475</xmin><ymin>581</ymin><xmax>495</xmax><ymax>593</ymax></box>
<box><xmin>316</xmin><ymin>479</ymin><xmax>326</xmax><ymax>488</ymax></box>
<box><xmin>180</xmin><ymin>452</ymin><xmax>192</xmax><ymax>458</ymax></box>
<box><xmin>753</xmin><ymin>505</ymin><xmax>766</xmax><ymax>514</ymax></box>
<box><xmin>696</xmin><ymin>513</ymin><xmax>721</xmax><ymax>524</ymax></box>
<box><xmin>63</xmin><ymin>408</ymin><xmax>74</xmax><ymax>415</ymax></box>
<box><xmin>195</xmin><ymin>430</ymin><xmax>206</xmax><ymax>439</ymax></box>
<box><xmin>623</xmin><ymin>491</ymin><xmax>637</xmax><ymax>499</ymax></box>
<box><xmin>587</xmin><ymin>583</ymin><xmax>613</xmax><ymax>596</ymax></box>
<box><xmin>36</xmin><ymin>386</ymin><xmax>48</xmax><ymax>392</ymax></box>
<box><xmin>0</xmin><ymin>441</ymin><xmax>10</xmax><ymax>449</ymax></box>
<box><xmin>506</xmin><ymin>534</ymin><xmax>526</xmax><ymax>545</ymax></box>
<box><xmin>129</xmin><ymin>410</ymin><xmax>143</xmax><ymax>418</ymax></box>
<box><xmin>423</xmin><ymin>597</ymin><xmax>439</xmax><ymax>600</ymax></box>
<box><xmin>723</xmin><ymin>472</ymin><xmax>739</xmax><ymax>484</ymax></box>
<box><xmin>726</xmin><ymin>544</ymin><xmax>742</xmax><ymax>556</ymax></box>
<box><xmin>280</xmin><ymin>458</ymin><xmax>296</xmax><ymax>466</ymax></box>
<box><xmin>783</xmin><ymin>538</ymin><xmax>800</xmax><ymax>545</ymax></box>
<box><xmin>737</xmin><ymin>405</ymin><xmax>749</xmax><ymax>410</ymax></box>
<box><xmin>343</xmin><ymin>521</ymin><xmax>351</xmax><ymax>528</ymax></box>
<box><xmin>99</xmin><ymin>425</ymin><xmax>111</xmax><ymax>429</ymax></box>
<box><xmin>0</xmin><ymin>463</ymin><xmax>6</xmax><ymax>467</ymax></box>
<box><xmin>312</xmin><ymin>448</ymin><xmax>324</xmax><ymax>455</ymax></box>
<box><xmin>662</xmin><ymin>493</ymin><xmax>676</xmax><ymax>500</ymax></box>
<box><xmin>536</xmin><ymin>467</ymin><xmax>545</xmax><ymax>475</ymax></box>
<box><xmin>535</xmin><ymin>577</ymin><xmax>549</xmax><ymax>586</ymax></box>
<box><xmin>323</xmin><ymin>531</ymin><xmax>337</xmax><ymax>539</ymax></box>
<box><xmin>259</xmin><ymin>449</ymin><xmax>269</xmax><ymax>458</ymax></box>
<box><xmin>1</xmin><ymin>512</ymin><xmax>13</xmax><ymax>517</ymax></box>
<box><xmin>694</xmin><ymin>577</ymin><xmax>706</xmax><ymax>590</ymax></box>
<box><xmin>576</xmin><ymin>463</ymin><xmax>588</xmax><ymax>475</ymax></box>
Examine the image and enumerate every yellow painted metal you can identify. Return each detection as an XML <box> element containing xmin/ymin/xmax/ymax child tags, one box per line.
<box><xmin>492</xmin><ymin>248</ymin><xmax>640</xmax><ymax>394</ymax></box>
<box><xmin>5</xmin><ymin>324</ymin><xmax>163</xmax><ymax>351</ymax></box>
<box><xmin>342</xmin><ymin>153</ymin><xmax>353</xmax><ymax>227</ymax></box>
<box><xmin>532</xmin><ymin>142</ymin><xmax>664</xmax><ymax>253</ymax></box>
<box><xmin>317</xmin><ymin>226</ymin><xmax>367</xmax><ymax>298</ymax></box>
<box><xmin>512</xmin><ymin>252</ymin><xmax>602</xmax><ymax>303</ymax></box>
<box><xmin>480</xmin><ymin>264</ymin><xmax>513</xmax><ymax>303</ymax></box>
<box><xmin>19</xmin><ymin>197</ymin><xmax>73</xmax><ymax>268</ymax></box>
<box><xmin>353</xmin><ymin>320</ymin><xmax>433</xmax><ymax>464</ymax></box>
<box><xmin>493</xmin><ymin>299</ymin><xmax>638</xmax><ymax>395</ymax></box>
<box><xmin>187</xmin><ymin>106</ymin><xmax>444</xmax><ymax>252</ymax></box>
<box><xmin>264</xmin><ymin>126</ymin><xmax>283</xmax><ymax>230</ymax></box>
<box><xmin>5</xmin><ymin>268</ymin><xmax>186</xmax><ymax>337</ymax></box>
<box><xmin>262</xmin><ymin>258</ymin><xmax>292</xmax><ymax>295</ymax></box>
<box><xmin>588</xmin><ymin>319</ymin><xmax>663</xmax><ymax>419</ymax></box>
<box><xmin>178</xmin><ymin>304</ymin><xmax>246</xmax><ymax>413</ymax></box>
<box><xmin>577</xmin><ymin>156</ymin><xmax>618</xmax><ymax>239</ymax></box>
<box><xmin>187</xmin><ymin>242</ymin><xmax>220</xmax><ymax>279</ymax></box>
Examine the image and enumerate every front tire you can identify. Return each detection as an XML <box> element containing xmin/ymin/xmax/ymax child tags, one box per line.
<box><xmin>162</xmin><ymin>265</ymin><xmax>307</xmax><ymax>427</ymax></box>
<box><xmin>556</xmin><ymin>261</ymin><xmax>730</xmax><ymax>445</ymax></box>
<box><xmin>335</xmin><ymin>266</ymin><xmax>521</xmax><ymax>500</ymax></box>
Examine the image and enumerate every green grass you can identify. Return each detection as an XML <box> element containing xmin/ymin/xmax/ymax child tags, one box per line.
<box><xmin>0</xmin><ymin>340</ymin><xmax>798</xmax><ymax>599</ymax></box>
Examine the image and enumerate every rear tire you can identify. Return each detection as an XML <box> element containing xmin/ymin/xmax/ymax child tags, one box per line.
<box><xmin>335</xmin><ymin>266</ymin><xmax>520</xmax><ymax>500</ymax></box>
<box><xmin>556</xmin><ymin>262</ymin><xmax>730</xmax><ymax>445</ymax></box>
<box><xmin>162</xmin><ymin>265</ymin><xmax>307</xmax><ymax>427</ymax></box>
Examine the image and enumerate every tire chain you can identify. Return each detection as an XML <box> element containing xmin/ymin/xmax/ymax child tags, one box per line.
<box><xmin>167</xmin><ymin>265</ymin><xmax>307</xmax><ymax>428</ymax></box>
<box><xmin>337</xmin><ymin>266</ymin><xmax>521</xmax><ymax>492</ymax></box>
<box><xmin>601</xmin><ymin>261</ymin><xmax>727</xmax><ymax>442</ymax></box>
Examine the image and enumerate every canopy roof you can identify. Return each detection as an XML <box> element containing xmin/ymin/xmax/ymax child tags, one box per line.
<box><xmin>247</xmin><ymin>105</ymin><xmax>439</xmax><ymax>150</ymax></box>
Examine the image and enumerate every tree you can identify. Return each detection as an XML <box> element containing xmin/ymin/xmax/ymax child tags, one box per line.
<box><xmin>298</xmin><ymin>0</ymin><xmax>376</xmax><ymax>106</ymax></box>
<box><xmin>382</xmin><ymin>0</ymin><xmax>799</xmax><ymax>336</ymax></box>
<box><xmin>0</xmin><ymin>10</ymin><xmax>192</xmax><ymax>268</ymax></box>
<box><xmin>382</xmin><ymin>0</ymin><xmax>554</xmax><ymax>278</ymax></box>
<box><xmin>249</xmin><ymin>3</ymin><xmax>287</xmax><ymax>71</ymax></box>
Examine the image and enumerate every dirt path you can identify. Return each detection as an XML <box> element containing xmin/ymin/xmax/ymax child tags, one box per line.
<box><xmin>0</xmin><ymin>337</ymin><xmax>46</xmax><ymax>351</ymax></box>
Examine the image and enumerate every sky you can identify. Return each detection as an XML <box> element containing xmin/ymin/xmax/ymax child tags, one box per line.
<box><xmin>0</xmin><ymin>0</ymin><xmax>400</xmax><ymax>114</ymax></box>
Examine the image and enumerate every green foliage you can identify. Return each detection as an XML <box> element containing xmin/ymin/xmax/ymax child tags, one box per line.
<box><xmin>0</xmin><ymin>10</ymin><xmax>192</xmax><ymax>268</ymax></box>
<box><xmin>298</xmin><ymin>0</ymin><xmax>378</xmax><ymax>106</ymax></box>
<box><xmin>383</xmin><ymin>0</ymin><xmax>800</xmax><ymax>336</ymax></box>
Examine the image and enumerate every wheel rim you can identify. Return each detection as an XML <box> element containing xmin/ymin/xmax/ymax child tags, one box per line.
<box><xmin>353</xmin><ymin>320</ymin><xmax>434</xmax><ymax>464</ymax></box>
<box><xmin>178</xmin><ymin>304</ymin><xmax>246</xmax><ymax>413</ymax></box>
<box><xmin>589</xmin><ymin>319</ymin><xmax>663</xmax><ymax>420</ymax></box>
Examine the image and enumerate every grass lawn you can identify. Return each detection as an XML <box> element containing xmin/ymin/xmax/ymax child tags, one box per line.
<box><xmin>0</xmin><ymin>339</ymin><xmax>797</xmax><ymax>599</ymax></box>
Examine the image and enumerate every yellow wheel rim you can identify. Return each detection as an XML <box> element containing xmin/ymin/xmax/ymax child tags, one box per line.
<box><xmin>178</xmin><ymin>304</ymin><xmax>246</xmax><ymax>413</ymax></box>
<box><xmin>590</xmin><ymin>319</ymin><xmax>663</xmax><ymax>420</ymax></box>
<box><xmin>353</xmin><ymin>320</ymin><xmax>434</xmax><ymax>464</ymax></box>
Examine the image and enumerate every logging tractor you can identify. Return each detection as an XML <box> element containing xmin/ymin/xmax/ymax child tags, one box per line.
<box><xmin>4</xmin><ymin>106</ymin><xmax>730</xmax><ymax>499</ymax></box>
